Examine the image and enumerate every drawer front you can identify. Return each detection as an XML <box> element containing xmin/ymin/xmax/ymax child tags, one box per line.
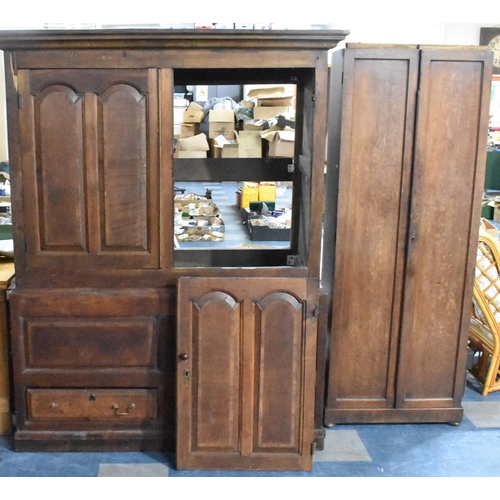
<box><xmin>25</xmin><ymin>318</ymin><xmax>157</xmax><ymax>368</ymax></box>
<box><xmin>27</xmin><ymin>389</ymin><xmax>157</xmax><ymax>421</ymax></box>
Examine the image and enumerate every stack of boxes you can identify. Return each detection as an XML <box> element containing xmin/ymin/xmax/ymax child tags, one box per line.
<box><xmin>181</xmin><ymin>102</ymin><xmax>204</xmax><ymax>137</ymax></box>
<box><xmin>237</xmin><ymin>181</ymin><xmax>277</xmax><ymax>210</ymax></box>
<box><xmin>249</xmin><ymin>86</ymin><xmax>294</xmax><ymax>120</ymax></box>
<box><xmin>174</xmin><ymin>85</ymin><xmax>296</xmax><ymax>160</ymax></box>
<box><xmin>175</xmin><ymin>102</ymin><xmax>208</xmax><ymax>158</ymax></box>
<box><xmin>209</xmin><ymin>108</ymin><xmax>263</xmax><ymax>159</ymax></box>
<box><xmin>245</xmin><ymin>86</ymin><xmax>296</xmax><ymax>158</ymax></box>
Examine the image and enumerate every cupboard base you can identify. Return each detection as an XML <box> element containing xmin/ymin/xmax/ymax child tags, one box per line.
<box><xmin>324</xmin><ymin>407</ymin><xmax>464</xmax><ymax>426</ymax></box>
<box><xmin>13</xmin><ymin>429</ymin><xmax>174</xmax><ymax>452</ymax></box>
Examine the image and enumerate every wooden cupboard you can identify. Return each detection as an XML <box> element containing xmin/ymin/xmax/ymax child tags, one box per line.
<box><xmin>321</xmin><ymin>44</ymin><xmax>493</xmax><ymax>426</ymax></box>
<box><xmin>177</xmin><ymin>277</ymin><xmax>317</xmax><ymax>471</ymax></box>
<box><xmin>0</xmin><ymin>29</ymin><xmax>348</xmax><ymax>469</ymax></box>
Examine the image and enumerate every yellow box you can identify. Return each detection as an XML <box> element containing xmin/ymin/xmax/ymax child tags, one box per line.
<box><xmin>240</xmin><ymin>182</ymin><xmax>259</xmax><ymax>209</ymax></box>
<box><xmin>259</xmin><ymin>182</ymin><xmax>276</xmax><ymax>202</ymax></box>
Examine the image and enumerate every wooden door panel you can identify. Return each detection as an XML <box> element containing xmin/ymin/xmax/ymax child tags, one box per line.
<box><xmin>327</xmin><ymin>49</ymin><xmax>419</xmax><ymax>410</ymax></box>
<box><xmin>398</xmin><ymin>50</ymin><xmax>493</xmax><ymax>406</ymax></box>
<box><xmin>24</xmin><ymin>317</ymin><xmax>157</xmax><ymax>369</ymax></box>
<box><xmin>190</xmin><ymin>291</ymin><xmax>241</xmax><ymax>453</ymax></box>
<box><xmin>98</xmin><ymin>84</ymin><xmax>148</xmax><ymax>251</ymax></box>
<box><xmin>34</xmin><ymin>84</ymin><xmax>87</xmax><ymax>251</ymax></box>
<box><xmin>19</xmin><ymin>69</ymin><xmax>159</xmax><ymax>269</ymax></box>
<box><xmin>177</xmin><ymin>277</ymin><xmax>317</xmax><ymax>471</ymax></box>
<box><xmin>253</xmin><ymin>292</ymin><xmax>303</xmax><ymax>453</ymax></box>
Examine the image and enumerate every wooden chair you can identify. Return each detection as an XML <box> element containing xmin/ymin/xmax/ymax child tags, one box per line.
<box><xmin>469</xmin><ymin>230</ymin><xmax>500</xmax><ymax>395</ymax></box>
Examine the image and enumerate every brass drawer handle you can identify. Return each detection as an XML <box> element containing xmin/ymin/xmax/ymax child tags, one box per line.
<box><xmin>112</xmin><ymin>403</ymin><xmax>136</xmax><ymax>416</ymax></box>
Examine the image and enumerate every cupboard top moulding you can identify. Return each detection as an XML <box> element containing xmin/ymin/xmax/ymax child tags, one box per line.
<box><xmin>0</xmin><ymin>29</ymin><xmax>350</xmax><ymax>70</ymax></box>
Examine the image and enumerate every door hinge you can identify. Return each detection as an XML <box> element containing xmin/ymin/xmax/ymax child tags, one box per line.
<box><xmin>287</xmin><ymin>255</ymin><xmax>298</xmax><ymax>266</ymax></box>
<box><xmin>312</xmin><ymin>94</ymin><xmax>316</xmax><ymax>107</ymax></box>
<box><xmin>17</xmin><ymin>93</ymin><xmax>22</xmax><ymax>108</ymax></box>
<box><xmin>311</xmin><ymin>442</ymin><xmax>317</xmax><ymax>455</ymax></box>
<box><xmin>287</xmin><ymin>163</ymin><xmax>294</xmax><ymax>173</ymax></box>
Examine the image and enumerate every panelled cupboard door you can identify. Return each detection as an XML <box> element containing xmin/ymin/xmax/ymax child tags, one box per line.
<box><xmin>397</xmin><ymin>49</ymin><xmax>493</xmax><ymax>408</ymax></box>
<box><xmin>325</xmin><ymin>46</ymin><xmax>492</xmax><ymax>425</ymax></box>
<box><xmin>176</xmin><ymin>277</ymin><xmax>318</xmax><ymax>471</ymax></box>
<box><xmin>17</xmin><ymin>69</ymin><xmax>160</xmax><ymax>269</ymax></box>
<box><xmin>327</xmin><ymin>48</ymin><xmax>419</xmax><ymax>411</ymax></box>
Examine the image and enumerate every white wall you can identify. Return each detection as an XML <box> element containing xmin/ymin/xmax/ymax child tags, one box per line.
<box><xmin>332</xmin><ymin>22</ymin><xmax>500</xmax><ymax>47</ymax></box>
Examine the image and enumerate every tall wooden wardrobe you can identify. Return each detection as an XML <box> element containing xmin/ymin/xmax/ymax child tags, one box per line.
<box><xmin>321</xmin><ymin>44</ymin><xmax>493</xmax><ymax>427</ymax></box>
<box><xmin>0</xmin><ymin>29</ymin><xmax>349</xmax><ymax>471</ymax></box>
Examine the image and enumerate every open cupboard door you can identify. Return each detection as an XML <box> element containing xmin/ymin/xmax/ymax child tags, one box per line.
<box><xmin>176</xmin><ymin>277</ymin><xmax>318</xmax><ymax>471</ymax></box>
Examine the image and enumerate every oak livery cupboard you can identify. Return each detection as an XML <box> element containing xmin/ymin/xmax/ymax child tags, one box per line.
<box><xmin>0</xmin><ymin>32</ymin><xmax>493</xmax><ymax>469</ymax></box>
<box><xmin>0</xmin><ymin>29</ymin><xmax>348</xmax><ymax>470</ymax></box>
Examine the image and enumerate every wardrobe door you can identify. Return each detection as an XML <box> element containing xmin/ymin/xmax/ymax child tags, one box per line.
<box><xmin>18</xmin><ymin>69</ymin><xmax>160</xmax><ymax>269</ymax></box>
<box><xmin>176</xmin><ymin>277</ymin><xmax>317</xmax><ymax>471</ymax></box>
<box><xmin>397</xmin><ymin>49</ymin><xmax>493</xmax><ymax>410</ymax></box>
<box><xmin>326</xmin><ymin>47</ymin><xmax>419</xmax><ymax>419</ymax></box>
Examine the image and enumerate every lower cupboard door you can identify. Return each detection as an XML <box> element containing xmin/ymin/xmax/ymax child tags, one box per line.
<box><xmin>176</xmin><ymin>277</ymin><xmax>318</xmax><ymax>471</ymax></box>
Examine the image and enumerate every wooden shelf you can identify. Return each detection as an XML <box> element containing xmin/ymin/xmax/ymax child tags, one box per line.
<box><xmin>173</xmin><ymin>157</ymin><xmax>294</xmax><ymax>182</ymax></box>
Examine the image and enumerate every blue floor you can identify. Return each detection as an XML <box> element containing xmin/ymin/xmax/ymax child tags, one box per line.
<box><xmin>0</xmin><ymin>375</ymin><xmax>499</xmax><ymax>478</ymax></box>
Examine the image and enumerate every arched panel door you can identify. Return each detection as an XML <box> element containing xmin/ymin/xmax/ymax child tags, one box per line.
<box><xmin>18</xmin><ymin>69</ymin><xmax>160</xmax><ymax>269</ymax></box>
<box><xmin>177</xmin><ymin>277</ymin><xmax>318</xmax><ymax>471</ymax></box>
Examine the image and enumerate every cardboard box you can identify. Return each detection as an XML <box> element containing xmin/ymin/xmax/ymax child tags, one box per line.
<box><xmin>494</xmin><ymin>207</ymin><xmax>500</xmax><ymax>224</ymax></box>
<box><xmin>247</xmin><ymin>86</ymin><xmax>287</xmax><ymax>100</ymax></box>
<box><xmin>178</xmin><ymin>133</ymin><xmax>210</xmax><ymax>152</ymax></box>
<box><xmin>177</xmin><ymin>151</ymin><xmax>207</xmax><ymax>158</ymax></box>
<box><xmin>253</xmin><ymin>106</ymin><xmax>290</xmax><ymax>121</ymax></box>
<box><xmin>257</xmin><ymin>96</ymin><xmax>294</xmax><ymax>107</ymax></box>
<box><xmin>259</xmin><ymin>182</ymin><xmax>276</xmax><ymax>202</ymax></box>
<box><xmin>183</xmin><ymin>102</ymin><xmax>205</xmax><ymax>123</ymax></box>
<box><xmin>247</xmin><ymin>219</ymin><xmax>291</xmax><ymax>241</ymax></box>
<box><xmin>180</xmin><ymin>123</ymin><xmax>200</xmax><ymax>138</ymax></box>
<box><xmin>268</xmin><ymin>130</ymin><xmax>295</xmax><ymax>158</ymax></box>
<box><xmin>238</xmin><ymin>182</ymin><xmax>259</xmax><ymax>209</ymax></box>
<box><xmin>238</xmin><ymin>130</ymin><xmax>262</xmax><ymax>158</ymax></box>
<box><xmin>481</xmin><ymin>218</ymin><xmax>499</xmax><ymax>239</ymax></box>
<box><xmin>208</xmin><ymin>109</ymin><xmax>235</xmax><ymax>140</ymax></box>
<box><xmin>243</xmin><ymin>120</ymin><xmax>267</xmax><ymax>131</ymax></box>
<box><xmin>212</xmin><ymin>134</ymin><xmax>238</xmax><ymax>158</ymax></box>
<box><xmin>222</xmin><ymin>145</ymin><xmax>238</xmax><ymax>158</ymax></box>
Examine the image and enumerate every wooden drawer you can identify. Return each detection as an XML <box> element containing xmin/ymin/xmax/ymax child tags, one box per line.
<box><xmin>27</xmin><ymin>389</ymin><xmax>157</xmax><ymax>421</ymax></box>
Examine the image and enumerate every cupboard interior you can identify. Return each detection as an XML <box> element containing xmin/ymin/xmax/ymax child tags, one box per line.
<box><xmin>172</xmin><ymin>68</ymin><xmax>313</xmax><ymax>269</ymax></box>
